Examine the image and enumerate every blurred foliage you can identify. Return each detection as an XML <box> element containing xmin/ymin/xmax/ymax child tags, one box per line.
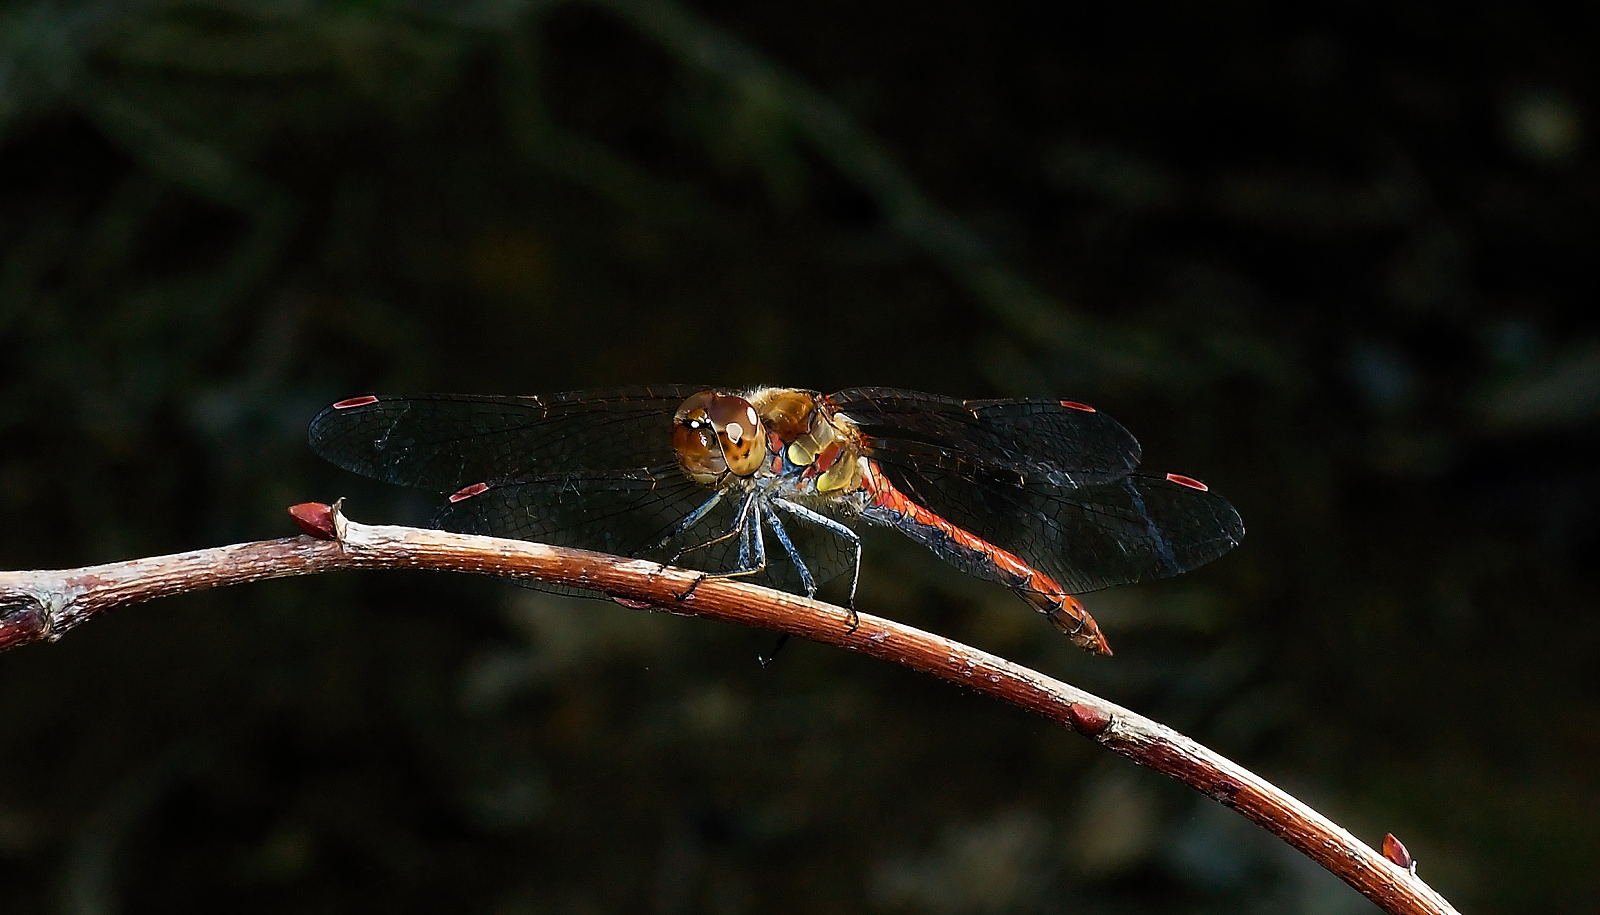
<box><xmin>0</xmin><ymin>0</ymin><xmax>1596</xmax><ymax>912</ymax></box>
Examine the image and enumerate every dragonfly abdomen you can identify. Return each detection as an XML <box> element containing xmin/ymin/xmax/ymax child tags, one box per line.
<box><xmin>858</xmin><ymin>461</ymin><xmax>1112</xmax><ymax>655</ymax></box>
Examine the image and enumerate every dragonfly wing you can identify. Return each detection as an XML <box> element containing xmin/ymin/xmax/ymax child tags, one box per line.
<box><xmin>436</xmin><ymin>466</ymin><xmax>701</xmax><ymax>557</ymax></box>
<box><xmin>871</xmin><ymin>459</ymin><xmax>1243</xmax><ymax>594</ymax></box>
<box><xmin>828</xmin><ymin>388</ymin><xmax>1141</xmax><ymax>486</ymax></box>
<box><xmin>437</xmin><ymin>469</ymin><xmax>859</xmax><ymax>597</ymax></box>
<box><xmin>1024</xmin><ymin>474</ymin><xmax>1243</xmax><ymax>592</ymax></box>
<box><xmin>307</xmin><ymin>386</ymin><xmax>708</xmax><ymax>492</ymax></box>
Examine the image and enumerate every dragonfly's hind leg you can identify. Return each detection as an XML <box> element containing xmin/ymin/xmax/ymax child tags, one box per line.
<box><xmin>774</xmin><ymin>499</ymin><xmax>863</xmax><ymax>633</ymax></box>
<box><xmin>756</xmin><ymin>502</ymin><xmax>859</xmax><ymax>667</ymax></box>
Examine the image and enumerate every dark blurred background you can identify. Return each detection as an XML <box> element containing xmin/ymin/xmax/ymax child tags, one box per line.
<box><xmin>1</xmin><ymin>1</ymin><xmax>1595</xmax><ymax>912</ymax></box>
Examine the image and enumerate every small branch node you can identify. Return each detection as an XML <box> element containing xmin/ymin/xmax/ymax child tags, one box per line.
<box><xmin>1383</xmin><ymin>833</ymin><xmax>1417</xmax><ymax>873</ymax></box>
<box><xmin>288</xmin><ymin>501</ymin><xmax>340</xmax><ymax>540</ymax></box>
<box><xmin>1066</xmin><ymin>702</ymin><xmax>1113</xmax><ymax>738</ymax></box>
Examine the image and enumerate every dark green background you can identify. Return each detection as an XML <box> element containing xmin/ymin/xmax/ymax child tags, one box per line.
<box><xmin>1</xmin><ymin>2</ymin><xmax>1594</xmax><ymax>912</ymax></box>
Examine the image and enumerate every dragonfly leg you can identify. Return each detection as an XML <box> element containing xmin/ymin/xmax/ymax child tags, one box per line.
<box><xmin>653</xmin><ymin>489</ymin><xmax>727</xmax><ymax>555</ymax></box>
<box><xmin>774</xmin><ymin>498</ymin><xmax>863</xmax><ymax>632</ymax></box>
<box><xmin>690</xmin><ymin>493</ymin><xmax>776</xmax><ymax>584</ymax></box>
<box><xmin>669</xmin><ymin>489</ymin><xmax>759</xmax><ymax>565</ymax></box>
<box><xmin>752</xmin><ymin>507</ymin><xmax>804</xmax><ymax>668</ymax></box>
<box><xmin>737</xmin><ymin>503</ymin><xmax>763</xmax><ymax>573</ymax></box>
<box><xmin>674</xmin><ymin>571</ymin><xmax>710</xmax><ymax>601</ymax></box>
<box><xmin>757</xmin><ymin>634</ymin><xmax>790</xmax><ymax>668</ymax></box>
<box><xmin>664</xmin><ymin>492</ymin><xmax>772</xmax><ymax>599</ymax></box>
<box><xmin>762</xmin><ymin>503</ymin><xmax>817</xmax><ymax>597</ymax></box>
<box><xmin>674</xmin><ymin>503</ymin><xmax>767</xmax><ymax>601</ymax></box>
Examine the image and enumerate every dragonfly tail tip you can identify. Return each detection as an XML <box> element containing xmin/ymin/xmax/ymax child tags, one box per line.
<box><xmin>1045</xmin><ymin>599</ymin><xmax>1113</xmax><ymax>655</ymax></box>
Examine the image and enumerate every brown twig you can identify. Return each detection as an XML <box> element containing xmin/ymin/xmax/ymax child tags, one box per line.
<box><xmin>0</xmin><ymin>502</ymin><xmax>1459</xmax><ymax>915</ymax></box>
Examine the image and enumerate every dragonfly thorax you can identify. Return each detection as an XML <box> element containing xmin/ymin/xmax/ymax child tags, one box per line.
<box><xmin>746</xmin><ymin>388</ymin><xmax>867</xmax><ymax>495</ymax></box>
<box><xmin>671</xmin><ymin>388</ymin><xmax>870</xmax><ymax>494</ymax></box>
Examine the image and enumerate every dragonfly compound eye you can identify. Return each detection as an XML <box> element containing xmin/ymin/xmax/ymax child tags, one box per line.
<box><xmin>705</xmin><ymin>393</ymin><xmax>766</xmax><ymax>477</ymax></box>
<box><xmin>673</xmin><ymin>392</ymin><xmax>728</xmax><ymax>483</ymax></box>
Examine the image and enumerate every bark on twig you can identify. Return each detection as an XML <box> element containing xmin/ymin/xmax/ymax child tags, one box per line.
<box><xmin>0</xmin><ymin>503</ymin><xmax>1459</xmax><ymax>915</ymax></box>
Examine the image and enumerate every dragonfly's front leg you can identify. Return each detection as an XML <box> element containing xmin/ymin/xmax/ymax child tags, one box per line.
<box><xmin>680</xmin><ymin>490</ymin><xmax>772</xmax><ymax>581</ymax></box>
<box><xmin>667</xmin><ymin>488</ymin><xmax>760</xmax><ymax>566</ymax></box>
<box><xmin>668</xmin><ymin>490</ymin><xmax>762</xmax><ymax>600</ymax></box>
<box><xmin>650</xmin><ymin>488</ymin><xmax>725</xmax><ymax>552</ymax></box>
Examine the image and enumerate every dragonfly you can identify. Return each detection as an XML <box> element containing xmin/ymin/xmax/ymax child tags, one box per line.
<box><xmin>308</xmin><ymin>386</ymin><xmax>1244</xmax><ymax>655</ymax></box>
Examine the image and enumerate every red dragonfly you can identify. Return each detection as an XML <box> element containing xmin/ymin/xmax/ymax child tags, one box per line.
<box><xmin>308</xmin><ymin>386</ymin><xmax>1243</xmax><ymax>654</ymax></box>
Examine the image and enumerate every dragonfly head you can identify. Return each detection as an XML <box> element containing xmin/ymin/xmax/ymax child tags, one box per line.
<box><xmin>672</xmin><ymin>390</ymin><xmax>767</xmax><ymax>483</ymax></box>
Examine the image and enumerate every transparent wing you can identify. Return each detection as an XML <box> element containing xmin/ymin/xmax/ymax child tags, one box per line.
<box><xmin>436</xmin><ymin>468</ymin><xmax>860</xmax><ymax>597</ymax></box>
<box><xmin>307</xmin><ymin>386</ymin><xmax>707</xmax><ymax>492</ymax></box>
<box><xmin>870</xmin><ymin>461</ymin><xmax>1244</xmax><ymax>594</ymax></box>
<box><xmin>834</xmin><ymin>389</ymin><xmax>1240</xmax><ymax>593</ymax></box>
<box><xmin>828</xmin><ymin>388</ymin><xmax>1141</xmax><ymax>487</ymax></box>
